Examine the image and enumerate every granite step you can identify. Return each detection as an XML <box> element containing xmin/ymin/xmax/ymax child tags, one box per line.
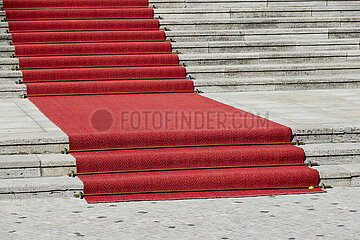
<box><xmin>1</xmin><ymin>142</ymin><xmax>360</xmax><ymax>179</ymax></box>
<box><xmin>149</xmin><ymin>0</ymin><xmax>360</xmax><ymax>8</ymax></box>
<box><xmin>187</xmin><ymin>62</ymin><xmax>360</xmax><ymax>78</ymax></box>
<box><xmin>0</xmin><ymin>57</ymin><xmax>17</xmax><ymax>70</ymax></box>
<box><xmin>160</xmin><ymin>17</ymin><xmax>360</xmax><ymax>31</ymax></box>
<box><xmin>155</xmin><ymin>6</ymin><xmax>360</xmax><ymax>19</ymax></box>
<box><xmin>194</xmin><ymin>74</ymin><xmax>360</xmax><ymax>92</ymax></box>
<box><xmin>180</xmin><ymin>50</ymin><xmax>360</xmax><ymax>66</ymax></box>
<box><xmin>0</xmin><ymin>154</ymin><xmax>75</xmax><ymax>179</ymax></box>
<box><xmin>0</xmin><ymin>28</ymin><xmax>359</xmax><ymax>44</ymax></box>
<box><xmin>166</xmin><ymin>28</ymin><xmax>360</xmax><ymax>42</ymax></box>
<box><xmin>3</xmin><ymin>6</ymin><xmax>360</xmax><ymax>21</ymax></box>
<box><xmin>173</xmin><ymin>39</ymin><xmax>360</xmax><ymax>53</ymax></box>
<box><xmin>0</xmin><ymin>176</ymin><xmax>82</xmax><ymax>199</ymax></box>
<box><xmin>0</xmin><ymin>163</ymin><xmax>358</xmax><ymax>199</ymax></box>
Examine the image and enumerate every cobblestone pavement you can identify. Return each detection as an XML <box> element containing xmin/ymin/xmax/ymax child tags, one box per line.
<box><xmin>0</xmin><ymin>187</ymin><xmax>359</xmax><ymax>240</ymax></box>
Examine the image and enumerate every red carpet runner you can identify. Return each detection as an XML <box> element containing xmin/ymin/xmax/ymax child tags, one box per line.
<box><xmin>4</xmin><ymin>0</ymin><xmax>323</xmax><ymax>202</ymax></box>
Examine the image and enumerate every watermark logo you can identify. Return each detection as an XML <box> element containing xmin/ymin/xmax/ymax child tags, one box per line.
<box><xmin>90</xmin><ymin>109</ymin><xmax>114</xmax><ymax>132</ymax></box>
<box><xmin>90</xmin><ymin>110</ymin><xmax>270</xmax><ymax>131</ymax></box>
<box><xmin>119</xmin><ymin>110</ymin><xmax>270</xmax><ymax>130</ymax></box>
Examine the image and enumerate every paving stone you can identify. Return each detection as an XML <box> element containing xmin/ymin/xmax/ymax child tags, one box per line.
<box><xmin>0</xmin><ymin>187</ymin><xmax>359</xmax><ymax>239</ymax></box>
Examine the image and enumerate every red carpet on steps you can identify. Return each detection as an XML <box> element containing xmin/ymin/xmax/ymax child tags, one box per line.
<box><xmin>18</xmin><ymin>54</ymin><xmax>180</xmax><ymax>69</ymax></box>
<box><xmin>15</xmin><ymin>42</ymin><xmax>173</xmax><ymax>56</ymax></box>
<box><xmin>21</xmin><ymin>66</ymin><xmax>187</xmax><ymax>82</ymax></box>
<box><xmin>5</xmin><ymin>8</ymin><xmax>154</xmax><ymax>20</ymax></box>
<box><xmin>10</xmin><ymin>31</ymin><xmax>166</xmax><ymax>44</ymax></box>
<box><xmin>8</xmin><ymin>19</ymin><xmax>160</xmax><ymax>32</ymax></box>
<box><xmin>26</xmin><ymin>80</ymin><xmax>194</xmax><ymax>95</ymax></box>
<box><xmin>72</xmin><ymin>145</ymin><xmax>305</xmax><ymax>173</ymax></box>
<box><xmin>4</xmin><ymin>0</ymin><xmax>324</xmax><ymax>202</ymax></box>
<box><xmin>3</xmin><ymin>0</ymin><xmax>149</xmax><ymax>8</ymax></box>
<box><xmin>30</xmin><ymin>93</ymin><xmax>293</xmax><ymax>150</ymax></box>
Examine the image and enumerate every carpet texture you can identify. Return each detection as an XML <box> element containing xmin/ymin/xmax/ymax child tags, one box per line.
<box><xmin>15</xmin><ymin>42</ymin><xmax>173</xmax><ymax>56</ymax></box>
<box><xmin>4</xmin><ymin>0</ymin><xmax>323</xmax><ymax>202</ymax></box>
<box><xmin>11</xmin><ymin>31</ymin><xmax>166</xmax><ymax>44</ymax></box>
<box><xmin>5</xmin><ymin>8</ymin><xmax>154</xmax><ymax>20</ymax></box>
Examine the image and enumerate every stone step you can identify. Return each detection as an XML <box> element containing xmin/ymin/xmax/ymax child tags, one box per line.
<box><xmin>167</xmin><ymin>28</ymin><xmax>360</xmax><ymax>42</ymax></box>
<box><xmin>0</xmin><ymin>45</ymin><xmax>13</xmax><ymax>57</ymax></box>
<box><xmin>2</xmin><ymin>6</ymin><xmax>360</xmax><ymax>20</ymax></box>
<box><xmin>303</xmin><ymin>143</ymin><xmax>360</xmax><ymax>166</ymax></box>
<box><xmin>0</xmin><ymin>28</ymin><xmax>358</xmax><ymax>44</ymax></box>
<box><xmin>2</xmin><ymin>38</ymin><xmax>358</xmax><ymax>54</ymax></box>
<box><xmin>1</xmin><ymin>0</ymin><xmax>359</xmax><ymax>8</ymax></box>
<box><xmin>173</xmin><ymin>39</ymin><xmax>360</xmax><ymax>53</ymax></box>
<box><xmin>2</xmin><ymin>51</ymin><xmax>359</xmax><ymax>69</ymax></box>
<box><xmin>0</xmin><ymin>33</ymin><xmax>11</xmax><ymax>44</ymax></box>
<box><xmin>1</xmin><ymin>89</ymin><xmax>360</xmax><ymax>154</ymax></box>
<box><xmin>0</xmin><ymin>98</ymin><xmax>69</xmax><ymax>154</ymax></box>
<box><xmin>155</xmin><ymin>6</ymin><xmax>360</xmax><ymax>19</ymax></box>
<box><xmin>0</xmin><ymin>83</ymin><xmax>25</xmax><ymax>98</ymax></box>
<box><xmin>1</xmin><ymin>18</ymin><xmax>359</xmax><ymax>33</ymax></box>
<box><xmin>1</xmin><ymin>58</ymin><xmax>360</xmax><ymax>98</ymax></box>
<box><xmin>0</xmin><ymin>0</ymin><xmax>356</xmax><ymax>9</ymax></box>
<box><xmin>161</xmin><ymin>17</ymin><xmax>360</xmax><ymax>31</ymax></box>
<box><xmin>0</xmin><ymin>69</ymin><xmax>22</xmax><ymax>81</ymax></box>
<box><xmin>194</xmin><ymin>74</ymin><xmax>360</xmax><ymax>92</ymax></box>
<box><xmin>0</xmin><ymin>163</ymin><xmax>358</xmax><ymax>198</ymax></box>
<box><xmin>315</xmin><ymin>164</ymin><xmax>360</xmax><ymax>187</ymax></box>
<box><xmin>0</xmin><ymin>57</ymin><xmax>17</xmax><ymax>70</ymax></box>
<box><xmin>203</xmin><ymin>89</ymin><xmax>360</xmax><ymax>144</ymax></box>
<box><xmin>149</xmin><ymin>0</ymin><xmax>360</xmax><ymax>8</ymax></box>
<box><xmin>0</xmin><ymin>154</ymin><xmax>75</xmax><ymax>179</ymax></box>
<box><xmin>180</xmin><ymin>50</ymin><xmax>360</xmax><ymax>66</ymax></box>
<box><xmin>2</xmin><ymin>73</ymin><xmax>360</xmax><ymax>97</ymax></box>
<box><xmin>187</xmin><ymin>62</ymin><xmax>360</xmax><ymax>79</ymax></box>
<box><xmin>0</xmin><ymin>176</ymin><xmax>82</xmax><ymax>199</ymax></box>
<box><xmin>1</xmin><ymin>143</ymin><xmax>359</xmax><ymax>179</ymax></box>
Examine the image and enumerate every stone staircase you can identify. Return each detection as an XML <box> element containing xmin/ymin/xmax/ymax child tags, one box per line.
<box><xmin>0</xmin><ymin>0</ymin><xmax>360</xmax><ymax>198</ymax></box>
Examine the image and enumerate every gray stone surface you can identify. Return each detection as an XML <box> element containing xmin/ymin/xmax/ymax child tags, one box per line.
<box><xmin>0</xmin><ymin>161</ymin><xmax>358</xmax><ymax>196</ymax></box>
<box><xmin>187</xmin><ymin>62</ymin><xmax>360</xmax><ymax>79</ymax></box>
<box><xmin>161</xmin><ymin>17</ymin><xmax>360</xmax><ymax>31</ymax></box>
<box><xmin>203</xmin><ymin>89</ymin><xmax>360</xmax><ymax>143</ymax></box>
<box><xmin>194</xmin><ymin>74</ymin><xmax>360</xmax><ymax>92</ymax></box>
<box><xmin>150</xmin><ymin>0</ymin><xmax>360</xmax><ymax>8</ymax></box>
<box><xmin>173</xmin><ymin>39</ymin><xmax>360</xmax><ymax>54</ymax></box>
<box><xmin>0</xmin><ymin>99</ymin><xmax>69</xmax><ymax>154</ymax></box>
<box><xmin>39</xmin><ymin>154</ymin><xmax>76</xmax><ymax>177</ymax></box>
<box><xmin>1</xmin><ymin>89</ymin><xmax>359</xmax><ymax>153</ymax></box>
<box><xmin>0</xmin><ymin>154</ymin><xmax>76</xmax><ymax>178</ymax></box>
<box><xmin>315</xmin><ymin>164</ymin><xmax>360</xmax><ymax>187</ymax></box>
<box><xmin>0</xmin><ymin>187</ymin><xmax>359</xmax><ymax>239</ymax></box>
<box><xmin>303</xmin><ymin>143</ymin><xmax>360</xmax><ymax>165</ymax></box>
<box><xmin>166</xmin><ymin>28</ymin><xmax>360</xmax><ymax>41</ymax></box>
<box><xmin>0</xmin><ymin>154</ymin><xmax>40</xmax><ymax>168</ymax></box>
<box><xmin>0</xmin><ymin>176</ymin><xmax>83</xmax><ymax>198</ymax></box>
<box><xmin>154</xmin><ymin>6</ymin><xmax>360</xmax><ymax>19</ymax></box>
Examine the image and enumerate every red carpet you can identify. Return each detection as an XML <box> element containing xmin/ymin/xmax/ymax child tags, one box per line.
<box><xmin>29</xmin><ymin>93</ymin><xmax>293</xmax><ymax>149</ymax></box>
<box><xmin>8</xmin><ymin>19</ymin><xmax>159</xmax><ymax>32</ymax></box>
<box><xmin>3</xmin><ymin>0</ymin><xmax>149</xmax><ymax>8</ymax></box>
<box><xmin>18</xmin><ymin>54</ymin><xmax>180</xmax><ymax>69</ymax></box>
<box><xmin>15</xmin><ymin>42</ymin><xmax>173</xmax><ymax>56</ymax></box>
<box><xmin>5</xmin><ymin>8</ymin><xmax>154</xmax><ymax>20</ymax></box>
<box><xmin>4</xmin><ymin>0</ymin><xmax>323</xmax><ymax>202</ymax></box>
<box><xmin>11</xmin><ymin>31</ymin><xmax>166</xmax><ymax>44</ymax></box>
